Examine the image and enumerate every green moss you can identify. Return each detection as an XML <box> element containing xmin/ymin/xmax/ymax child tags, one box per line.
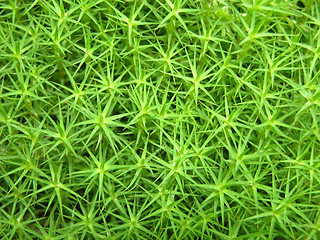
<box><xmin>0</xmin><ymin>0</ymin><xmax>320</xmax><ymax>239</ymax></box>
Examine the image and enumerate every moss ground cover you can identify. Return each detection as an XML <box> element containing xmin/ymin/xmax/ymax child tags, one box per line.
<box><xmin>1</xmin><ymin>0</ymin><xmax>320</xmax><ymax>239</ymax></box>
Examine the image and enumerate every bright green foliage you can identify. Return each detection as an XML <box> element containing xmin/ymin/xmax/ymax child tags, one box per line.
<box><xmin>1</xmin><ymin>0</ymin><xmax>320</xmax><ymax>239</ymax></box>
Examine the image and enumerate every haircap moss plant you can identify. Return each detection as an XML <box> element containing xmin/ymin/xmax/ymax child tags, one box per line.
<box><xmin>1</xmin><ymin>0</ymin><xmax>320</xmax><ymax>239</ymax></box>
